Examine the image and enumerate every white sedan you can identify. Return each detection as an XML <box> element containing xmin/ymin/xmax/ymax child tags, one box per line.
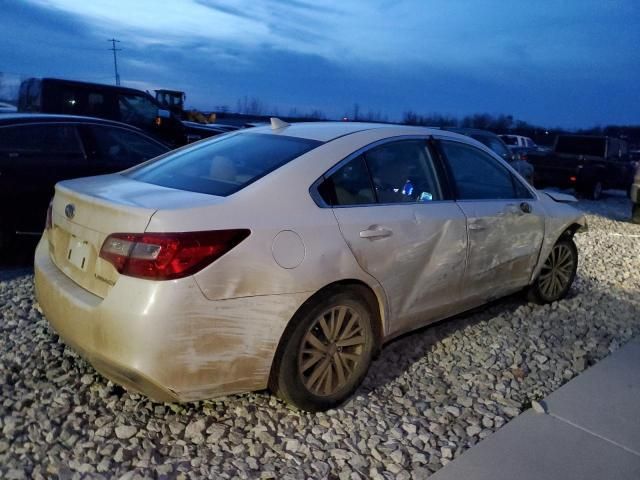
<box><xmin>35</xmin><ymin>120</ymin><xmax>586</xmax><ymax>411</ymax></box>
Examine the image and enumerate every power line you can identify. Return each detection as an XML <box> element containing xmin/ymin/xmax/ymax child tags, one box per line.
<box><xmin>108</xmin><ymin>38</ymin><xmax>122</xmax><ymax>86</ymax></box>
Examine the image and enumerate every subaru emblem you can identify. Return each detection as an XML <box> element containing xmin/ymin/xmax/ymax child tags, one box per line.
<box><xmin>65</xmin><ymin>204</ymin><xmax>75</xmax><ymax>219</ymax></box>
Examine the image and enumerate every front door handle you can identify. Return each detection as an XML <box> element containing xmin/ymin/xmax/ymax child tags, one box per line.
<box><xmin>520</xmin><ymin>202</ymin><xmax>532</xmax><ymax>214</ymax></box>
<box><xmin>359</xmin><ymin>226</ymin><xmax>392</xmax><ymax>239</ymax></box>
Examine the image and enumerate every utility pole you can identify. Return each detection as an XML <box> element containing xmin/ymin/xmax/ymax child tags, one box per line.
<box><xmin>108</xmin><ymin>38</ymin><xmax>121</xmax><ymax>86</ymax></box>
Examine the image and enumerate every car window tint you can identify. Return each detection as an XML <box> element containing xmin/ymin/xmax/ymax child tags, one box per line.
<box><xmin>441</xmin><ymin>140</ymin><xmax>518</xmax><ymax>200</ymax></box>
<box><xmin>127</xmin><ymin>132</ymin><xmax>322</xmax><ymax>196</ymax></box>
<box><xmin>475</xmin><ymin>135</ymin><xmax>511</xmax><ymax>159</ymax></box>
<box><xmin>319</xmin><ymin>155</ymin><xmax>375</xmax><ymax>206</ymax></box>
<box><xmin>0</xmin><ymin>124</ymin><xmax>83</xmax><ymax>156</ymax></box>
<box><xmin>90</xmin><ymin>126</ymin><xmax>167</xmax><ymax>166</ymax></box>
<box><xmin>118</xmin><ymin>94</ymin><xmax>158</xmax><ymax>126</ymax></box>
<box><xmin>513</xmin><ymin>174</ymin><xmax>533</xmax><ymax>198</ymax></box>
<box><xmin>365</xmin><ymin>140</ymin><xmax>442</xmax><ymax>203</ymax></box>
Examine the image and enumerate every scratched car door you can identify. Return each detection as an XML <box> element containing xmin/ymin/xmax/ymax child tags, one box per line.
<box><xmin>438</xmin><ymin>139</ymin><xmax>545</xmax><ymax>304</ymax></box>
<box><xmin>322</xmin><ymin>139</ymin><xmax>468</xmax><ymax>336</ymax></box>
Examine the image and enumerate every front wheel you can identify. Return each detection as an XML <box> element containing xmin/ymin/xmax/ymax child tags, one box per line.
<box><xmin>528</xmin><ymin>238</ymin><xmax>578</xmax><ymax>304</ymax></box>
<box><xmin>269</xmin><ymin>288</ymin><xmax>376</xmax><ymax>412</ymax></box>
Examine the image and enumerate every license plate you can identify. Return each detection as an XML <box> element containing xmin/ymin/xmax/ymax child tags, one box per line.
<box><xmin>67</xmin><ymin>238</ymin><xmax>91</xmax><ymax>272</ymax></box>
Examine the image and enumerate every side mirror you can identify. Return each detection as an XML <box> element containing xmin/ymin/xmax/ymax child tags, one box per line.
<box><xmin>157</xmin><ymin>109</ymin><xmax>171</xmax><ymax>119</ymax></box>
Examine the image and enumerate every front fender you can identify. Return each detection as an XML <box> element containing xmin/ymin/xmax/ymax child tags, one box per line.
<box><xmin>530</xmin><ymin>197</ymin><xmax>587</xmax><ymax>283</ymax></box>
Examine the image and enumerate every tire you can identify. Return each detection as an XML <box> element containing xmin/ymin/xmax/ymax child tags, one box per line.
<box><xmin>632</xmin><ymin>203</ymin><xmax>640</xmax><ymax>225</ymax></box>
<box><xmin>528</xmin><ymin>237</ymin><xmax>578</xmax><ymax>304</ymax></box>
<box><xmin>269</xmin><ymin>287</ymin><xmax>376</xmax><ymax>412</ymax></box>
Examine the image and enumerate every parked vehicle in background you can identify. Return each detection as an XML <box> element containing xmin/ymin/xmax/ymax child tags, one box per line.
<box><xmin>18</xmin><ymin>78</ymin><xmax>227</xmax><ymax>147</ymax></box>
<box><xmin>0</xmin><ymin>102</ymin><xmax>17</xmax><ymax>113</ymax></box>
<box><xmin>35</xmin><ymin>121</ymin><xmax>585</xmax><ymax>411</ymax></box>
<box><xmin>631</xmin><ymin>162</ymin><xmax>640</xmax><ymax>223</ymax></box>
<box><xmin>0</xmin><ymin>113</ymin><xmax>169</xmax><ymax>250</ymax></box>
<box><xmin>528</xmin><ymin>134</ymin><xmax>634</xmax><ymax>199</ymax></box>
<box><xmin>500</xmin><ymin>134</ymin><xmax>537</xmax><ymax>150</ymax></box>
<box><xmin>443</xmin><ymin>127</ymin><xmax>534</xmax><ymax>183</ymax></box>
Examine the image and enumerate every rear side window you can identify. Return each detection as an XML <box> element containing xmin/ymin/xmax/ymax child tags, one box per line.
<box><xmin>318</xmin><ymin>155</ymin><xmax>375</xmax><ymax>206</ymax></box>
<box><xmin>127</xmin><ymin>133</ymin><xmax>322</xmax><ymax>196</ymax></box>
<box><xmin>89</xmin><ymin>126</ymin><xmax>167</xmax><ymax>166</ymax></box>
<box><xmin>0</xmin><ymin>124</ymin><xmax>83</xmax><ymax>156</ymax></box>
<box><xmin>441</xmin><ymin>140</ymin><xmax>529</xmax><ymax>200</ymax></box>
<box><xmin>366</xmin><ymin>140</ymin><xmax>442</xmax><ymax>203</ymax></box>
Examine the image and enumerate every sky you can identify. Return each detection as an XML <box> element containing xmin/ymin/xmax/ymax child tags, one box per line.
<box><xmin>0</xmin><ymin>0</ymin><xmax>639</xmax><ymax>127</ymax></box>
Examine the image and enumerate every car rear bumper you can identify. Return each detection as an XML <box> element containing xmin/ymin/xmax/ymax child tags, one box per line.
<box><xmin>34</xmin><ymin>235</ymin><xmax>310</xmax><ymax>402</ymax></box>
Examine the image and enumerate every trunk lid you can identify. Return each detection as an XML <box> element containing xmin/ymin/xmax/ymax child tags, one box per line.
<box><xmin>48</xmin><ymin>174</ymin><xmax>222</xmax><ymax>298</ymax></box>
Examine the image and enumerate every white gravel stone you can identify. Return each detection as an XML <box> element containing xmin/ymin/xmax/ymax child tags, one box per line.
<box><xmin>114</xmin><ymin>426</ymin><xmax>137</xmax><ymax>440</ymax></box>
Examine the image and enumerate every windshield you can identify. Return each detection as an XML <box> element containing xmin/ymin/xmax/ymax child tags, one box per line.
<box><xmin>126</xmin><ymin>132</ymin><xmax>322</xmax><ymax>196</ymax></box>
<box><xmin>555</xmin><ymin>136</ymin><xmax>606</xmax><ymax>157</ymax></box>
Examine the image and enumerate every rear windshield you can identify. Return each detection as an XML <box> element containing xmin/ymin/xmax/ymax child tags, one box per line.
<box><xmin>126</xmin><ymin>132</ymin><xmax>322</xmax><ymax>196</ymax></box>
<box><xmin>555</xmin><ymin>136</ymin><xmax>606</xmax><ymax>157</ymax></box>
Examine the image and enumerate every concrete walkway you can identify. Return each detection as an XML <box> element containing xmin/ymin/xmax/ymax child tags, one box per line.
<box><xmin>431</xmin><ymin>339</ymin><xmax>640</xmax><ymax>480</ymax></box>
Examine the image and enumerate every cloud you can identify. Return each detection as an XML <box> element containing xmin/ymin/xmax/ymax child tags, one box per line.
<box><xmin>3</xmin><ymin>0</ymin><xmax>639</xmax><ymax>127</ymax></box>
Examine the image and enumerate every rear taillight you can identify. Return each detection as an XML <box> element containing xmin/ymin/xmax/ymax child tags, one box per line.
<box><xmin>45</xmin><ymin>201</ymin><xmax>53</xmax><ymax>230</ymax></box>
<box><xmin>100</xmin><ymin>230</ymin><xmax>250</xmax><ymax>280</ymax></box>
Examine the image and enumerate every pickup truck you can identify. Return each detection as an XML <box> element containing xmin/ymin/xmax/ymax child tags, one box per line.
<box><xmin>528</xmin><ymin>135</ymin><xmax>635</xmax><ymax>199</ymax></box>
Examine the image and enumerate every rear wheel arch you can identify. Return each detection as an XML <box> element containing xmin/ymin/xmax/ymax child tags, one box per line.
<box><xmin>269</xmin><ymin>280</ymin><xmax>385</xmax><ymax>384</ymax></box>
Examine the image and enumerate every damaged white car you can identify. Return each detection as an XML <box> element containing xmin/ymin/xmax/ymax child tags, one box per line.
<box><xmin>35</xmin><ymin>120</ymin><xmax>586</xmax><ymax>411</ymax></box>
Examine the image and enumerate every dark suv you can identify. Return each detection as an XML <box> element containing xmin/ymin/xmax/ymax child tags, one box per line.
<box><xmin>0</xmin><ymin>114</ymin><xmax>169</xmax><ymax>249</ymax></box>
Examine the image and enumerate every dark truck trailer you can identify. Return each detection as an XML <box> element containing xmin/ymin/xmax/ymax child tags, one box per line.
<box><xmin>528</xmin><ymin>135</ymin><xmax>635</xmax><ymax>199</ymax></box>
<box><xmin>18</xmin><ymin>78</ymin><xmax>192</xmax><ymax>146</ymax></box>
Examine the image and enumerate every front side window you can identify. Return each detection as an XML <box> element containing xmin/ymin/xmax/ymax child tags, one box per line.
<box><xmin>473</xmin><ymin>135</ymin><xmax>511</xmax><ymax>160</ymax></box>
<box><xmin>127</xmin><ymin>132</ymin><xmax>322</xmax><ymax>196</ymax></box>
<box><xmin>90</xmin><ymin>126</ymin><xmax>167</xmax><ymax>166</ymax></box>
<box><xmin>365</xmin><ymin>140</ymin><xmax>442</xmax><ymax>203</ymax></box>
<box><xmin>440</xmin><ymin>140</ymin><xmax>531</xmax><ymax>200</ymax></box>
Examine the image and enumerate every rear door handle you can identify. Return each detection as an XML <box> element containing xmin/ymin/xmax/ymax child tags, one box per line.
<box><xmin>359</xmin><ymin>226</ymin><xmax>392</xmax><ymax>239</ymax></box>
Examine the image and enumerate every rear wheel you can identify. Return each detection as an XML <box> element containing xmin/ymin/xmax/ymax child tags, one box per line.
<box><xmin>270</xmin><ymin>288</ymin><xmax>376</xmax><ymax>411</ymax></box>
<box><xmin>528</xmin><ymin>238</ymin><xmax>578</xmax><ymax>304</ymax></box>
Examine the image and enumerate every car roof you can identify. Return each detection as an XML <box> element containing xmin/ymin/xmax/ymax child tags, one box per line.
<box><xmin>0</xmin><ymin>113</ymin><xmax>145</xmax><ymax>131</ymax></box>
<box><xmin>246</xmin><ymin>121</ymin><xmax>444</xmax><ymax>142</ymax></box>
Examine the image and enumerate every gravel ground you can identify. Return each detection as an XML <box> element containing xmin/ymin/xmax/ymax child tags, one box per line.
<box><xmin>1</xmin><ymin>193</ymin><xmax>639</xmax><ymax>479</ymax></box>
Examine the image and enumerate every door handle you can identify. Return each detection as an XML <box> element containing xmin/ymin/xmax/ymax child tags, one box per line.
<box><xmin>520</xmin><ymin>202</ymin><xmax>532</xmax><ymax>213</ymax></box>
<box><xmin>359</xmin><ymin>226</ymin><xmax>392</xmax><ymax>239</ymax></box>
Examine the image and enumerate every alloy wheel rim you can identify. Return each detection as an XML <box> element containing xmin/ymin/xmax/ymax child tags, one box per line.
<box><xmin>539</xmin><ymin>244</ymin><xmax>575</xmax><ymax>299</ymax></box>
<box><xmin>298</xmin><ymin>305</ymin><xmax>366</xmax><ymax>396</ymax></box>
